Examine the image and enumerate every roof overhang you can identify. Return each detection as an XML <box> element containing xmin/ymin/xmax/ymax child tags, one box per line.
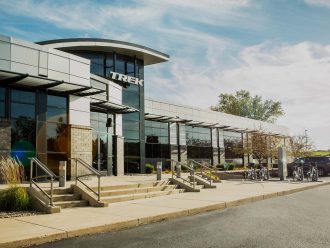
<box><xmin>0</xmin><ymin>70</ymin><xmax>97</xmax><ymax>95</ymax></box>
<box><xmin>37</xmin><ymin>38</ymin><xmax>169</xmax><ymax>66</ymax></box>
<box><xmin>91</xmin><ymin>100</ymin><xmax>139</xmax><ymax>114</ymax></box>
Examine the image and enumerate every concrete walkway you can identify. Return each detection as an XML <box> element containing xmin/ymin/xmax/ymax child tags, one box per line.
<box><xmin>1</xmin><ymin>177</ymin><xmax>329</xmax><ymax>248</ymax></box>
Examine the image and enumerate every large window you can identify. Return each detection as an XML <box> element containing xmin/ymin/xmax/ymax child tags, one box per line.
<box><xmin>46</xmin><ymin>95</ymin><xmax>68</xmax><ymax>172</ymax></box>
<box><xmin>224</xmin><ymin>131</ymin><xmax>243</xmax><ymax>165</ymax></box>
<box><xmin>10</xmin><ymin>90</ymin><xmax>36</xmax><ymax>167</ymax></box>
<box><xmin>186</xmin><ymin>126</ymin><xmax>212</xmax><ymax>161</ymax></box>
<box><xmin>145</xmin><ymin>121</ymin><xmax>170</xmax><ymax>163</ymax></box>
<box><xmin>186</xmin><ymin>126</ymin><xmax>211</xmax><ymax>147</ymax></box>
<box><xmin>0</xmin><ymin>87</ymin><xmax>5</xmax><ymax>117</ymax></box>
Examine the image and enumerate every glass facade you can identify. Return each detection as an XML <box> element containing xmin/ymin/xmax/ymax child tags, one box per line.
<box><xmin>145</xmin><ymin>120</ymin><xmax>170</xmax><ymax>169</ymax></box>
<box><xmin>91</xmin><ymin>112</ymin><xmax>114</xmax><ymax>173</ymax></box>
<box><xmin>224</xmin><ymin>131</ymin><xmax>243</xmax><ymax>165</ymax></box>
<box><xmin>70</xmin><ymin>50</ymin><xmax>145</xmax><ymax>174</ymax></box>
<box><xmin>186</xmin><ymin>126</ymin><xmax>212</xmax><ymax>162</ymax></box>
<box><xmin>0</xmin><ymin>87</ymin><xmax>68</xmax><ymax>176</ymax></box>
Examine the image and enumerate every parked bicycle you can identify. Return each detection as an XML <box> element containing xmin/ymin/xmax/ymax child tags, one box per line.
<box><xmin>244</xmin><ymin>163</ymin><xmax>257</xmax><ymax>180</ymax></box>
<box><xmin>306</xmin><ymin>162</ymin><xmax>318</xmax><ymax>182</ymax></box>
<box><xmin>292</xmin><ymin>161</ymin><xmax>304</xmax><ymax>182</ymax></box>
<box><xmin>257</xmin><ymin>164</ymin><xmax>270</xmax><ymax>181</ymax></box>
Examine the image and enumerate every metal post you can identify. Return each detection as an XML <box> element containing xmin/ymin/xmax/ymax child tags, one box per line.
<box><xmin>30</xmin><ymin>160</ymin><xmax>33</xmax><ymax>187</ymax></box>
<box><xmin>50</xmin><ymin>178</ymin><xmax>53</xmax><ymax>206</ymax></box>
<box><xmin>97</xmin><ymin>176</ymin><xmax>101</xmax><ymax>201</ymax></box>
<box><xmin>75</xmin><ymin>159</ymin><xmax>78</xmax><ymax>185</ymax></box>
<box><xmin>157</xmin><ymin>162</ymin><xmax>162</xmax><ymax>181</ymax></box>
<box><xmin>176</xmin><ymin>162</ymin><xmax>181</xmax><ymax>178</ymax></box>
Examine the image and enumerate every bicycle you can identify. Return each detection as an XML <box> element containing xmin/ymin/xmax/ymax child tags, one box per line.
<box><xmin>258</xmin><ymin>164</ymin><xmax>270</xmax><ymax>181</ymax></box>
<box><xmin>244</xmin><ymin>163</ymin><xmax>257</xmax><ymax>180</ymax></box>
<box><xmin>292</xmin><ymin>163</ymin><xmax>304</xmax><ymax>182</ymax></box>
<box><xmin>306</xmin><ymin>162</ymin><xmax>318</xmax><ymax>182</ymax></box>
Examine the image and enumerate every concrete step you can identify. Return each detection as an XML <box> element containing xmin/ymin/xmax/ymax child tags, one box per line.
<box><xmin>100</xmin><ymin>185</ymin><xmax>177</xmax><ymax>197</ymax></box>
<box><xmin>54</xmin><ymin>200</ymin><xmax>89</xmax><ymax>209</ymax></box>
<box><xmin>52</xmin><ymin>194</ymin><xmax>81</xmax><ymax>202</ymax></box>
<box><xmin>93</xmin><ymin>180</ymin><xmax>169</xmax><ymax>192</ymax></box>
<box><xmin>189</xmin><ymin>176</ymin><xmax>216</xmax><ymax>189</ymax></box>
<box><xmin>169</xmin><ymin>178</ymin><xmax>203</xmax><ymax>192</ymax></box>
<box><xmin>196</xmin><ymin>172</ymin><xmax>221</xmax><ymax>183</ymax></box>
<box><xmin>44</xmin><ymin>188</ymin><xmax>73</xmax><ymax>195</ymax></box>
<box><xmin>102</xmin><ymin>189</ymin><xmax>185</xmax><ymax>203</ymax></box>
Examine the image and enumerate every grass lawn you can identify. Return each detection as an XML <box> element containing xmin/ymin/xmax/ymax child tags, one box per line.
<box><xmin>311</xmin><ymin>151</ymin><xmax>330</xmax><ymax>156</ymax></box>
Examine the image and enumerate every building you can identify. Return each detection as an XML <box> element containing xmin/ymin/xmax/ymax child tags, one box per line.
<box><xmin>0</xmin><ymin>34</ymin><xmax>290</xmax><ymax>178</ymax></box>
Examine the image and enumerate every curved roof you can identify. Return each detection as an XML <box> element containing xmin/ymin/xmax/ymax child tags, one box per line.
<box><xmin>37</xmin><ymin>38</ymin><xmax>169</xmax><ymax>66</ymax></box>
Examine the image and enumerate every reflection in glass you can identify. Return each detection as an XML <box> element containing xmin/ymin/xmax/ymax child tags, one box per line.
<box><xmin>47</xmin><ymin>123</ymin><xmax>68</xmax><ymax>153</ymax></box>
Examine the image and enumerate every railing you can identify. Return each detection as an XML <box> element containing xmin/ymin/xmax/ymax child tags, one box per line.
<box><xmin>70</xmin><ymin>158</ymin><xmax>101</xmax><ymax>201</ymax></box>
<box><xmin>170</xmin><ymin>159</ymin><xmax>195</xmax><ymax>189</ymax></box>
<box><xmin>189</xmin><ymin>160</ymin><xmax>219</xmax><ymax>186</ymax></box>
<box><xmin>29</xmin><ymin>157</ymin><xmax>57</xmax><ymax>206</ymax></box>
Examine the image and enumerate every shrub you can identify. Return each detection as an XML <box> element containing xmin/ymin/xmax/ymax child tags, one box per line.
<box><xmin>145</xmin><ymin>164</ymin><xmax>154</xmax><ymax>174</ymax></box>
<box><xmin>0</xmin><ymin>185</ymin><xmax>31</xmax><ymax>211</ymax></box>
<box><xmin>0</xmin><ymin>156</ymin><xmax>25</xmax><ymax>184</ymax></box>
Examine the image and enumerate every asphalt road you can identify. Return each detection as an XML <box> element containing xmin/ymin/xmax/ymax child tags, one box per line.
<box><xmin>34</xmin><ymin>185</ymin><xmax>330</xmax><ymax>248</ymax></box>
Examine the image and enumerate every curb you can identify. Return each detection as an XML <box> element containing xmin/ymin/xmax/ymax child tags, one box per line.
<box><xmin>2</xmin><ymin>181</ymin><xmax>330</xmax><ymax>248</ymax></box>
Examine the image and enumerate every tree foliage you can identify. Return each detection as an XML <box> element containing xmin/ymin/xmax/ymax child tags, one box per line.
<box><xmin>289</xmin><ymin>135</ymin><xmax>314</xmax><ymax>159</ymax></box>
<box><xmin>211</xmin><ymin>90</ymin><xmax>285</xmax><ymax>123</ymax></box>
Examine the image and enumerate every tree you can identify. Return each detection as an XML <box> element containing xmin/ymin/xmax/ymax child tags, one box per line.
<box><xmin>289</xmin><ymin>135</ymin><xmax>314</xmax><ymax>159</ymax></box>
<box><xmin>211</xmin><ymin>90</ymin><xmax>285</xmax><ymax>123</ymax></box>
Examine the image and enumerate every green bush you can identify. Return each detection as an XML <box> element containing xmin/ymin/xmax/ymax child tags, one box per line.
<box><xmin>224</xmin><ymin>162</ymin><xmax>235</xmax><ymax>170</ymax></box>
<box><xmin>0</xmin><ymin>185</ymin><xmax>31</xmax><ymax>211</ymax></box>
<box><xmin>145</xmin><ymin>164</ymin><xmax>154</xmax><ymax>174</ymax></box>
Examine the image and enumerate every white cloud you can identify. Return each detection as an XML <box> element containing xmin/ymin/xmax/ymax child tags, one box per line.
<box><xmin>304</xmin><ymin>0</ymin><xmax>330</xmax><ymax>8</ymax></box>
<box><xmin>147</xmin><ymin>41</ymin><xmax>330</xmax><ymax>149</ymax></box>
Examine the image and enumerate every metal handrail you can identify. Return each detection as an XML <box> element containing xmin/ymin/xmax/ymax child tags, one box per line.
<box><xmin>70</xmin><ymin>158</ymin><xmax>101</xmax><ymax>201</ymax></box>
<box><xmin>189</xmin><ymin>160</ymin><xmax>220</xmax><ymax>186</ymax></box>
<box><xmin>169</xmin><ymin>159</ymin><xmax>195</xmax><ymax>189</ymax></box>
<box><xmin>29</xmin><ymin>157</ymin><xmax>57</xmax><ymax>206</ymax></box>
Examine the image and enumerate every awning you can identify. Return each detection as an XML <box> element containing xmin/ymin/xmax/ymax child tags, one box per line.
<box><xmin>144</xmin><ymin>113</ymin><xmax>191</xmax><ymax>123</ymax></box>
<box><xmin>91</xmin><ymin>100</ymin><xmax>139</xmax><ymax>114</ymax></box>
<box><xmin>0</xmin><ymin>70</ymin><xmax>103</xmax><ymax>96</ymax></box>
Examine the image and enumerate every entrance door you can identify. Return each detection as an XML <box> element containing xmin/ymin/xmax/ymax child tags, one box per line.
<box><xmin>92</xmin><ymin>133</ymin><xmax>108</xmax><ymax>171</ymax></box>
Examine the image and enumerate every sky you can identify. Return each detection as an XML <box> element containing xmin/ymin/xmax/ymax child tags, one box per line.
<box><xmin>0</xmin><ymin>0</ymin><xmax>330</xmax><ymax>149</ymax></box>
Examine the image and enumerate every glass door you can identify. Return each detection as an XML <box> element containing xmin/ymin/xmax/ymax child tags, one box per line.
<box><xmin>92</xmin><ymin>133</ymin><xmax>108</xmax><ymax>171</ymax></box>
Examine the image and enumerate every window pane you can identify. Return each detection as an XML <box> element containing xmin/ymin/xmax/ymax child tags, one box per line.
<box><xmin>47</xmin><ymin>107</ymin><xmax>67</xmax><ymax>123</ymax></box>
<box><xmin>47</xmin><ymin>123</ymin><xmax>68</xmax><ymax>152</ymax></box>
<box><xmin>11</xmin><ymin>103</ymin><xmax>35</xmax><ymax>119</ymax></box>
<box><xmin>48</xmin><ymin>95</ymin><xmax>67</xmax><ymax>109</ymax></box>
<box><xmin>0</xmin><ymin>101</ymin><xmax>4</xmax><ymax>117</ymax></box>
<box><xmin>12</xmin><ymin>90</ymin><xmax>35</xmax><ymax>104</ymax></box>
<box><xmin>91</xmin><ymin>63</ymin><xmax>104</xmax><ymax>77</ymax></box>
<box><xmin>0</xmin><ymin>87</ymin><xmax>4</xmax><ymax>100</ymax></box>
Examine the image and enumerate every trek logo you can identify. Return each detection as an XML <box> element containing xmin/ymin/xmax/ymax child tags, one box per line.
<box><xmin>110</xmin><ymin>72</ymin><xmax>144</xmax><ymax>86</ymax></box>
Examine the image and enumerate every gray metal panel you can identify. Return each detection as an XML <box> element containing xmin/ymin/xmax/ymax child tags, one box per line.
<box><xmin>38</xmin><ymin>51</ymin><xmax>48</xmax><ymax>77</ymax></box>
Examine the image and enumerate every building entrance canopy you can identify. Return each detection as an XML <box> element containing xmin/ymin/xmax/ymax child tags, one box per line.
<box><xmin>0</xmin><ymin>70</ymin><xmax>104</xmax><ymax>97</ymax></box>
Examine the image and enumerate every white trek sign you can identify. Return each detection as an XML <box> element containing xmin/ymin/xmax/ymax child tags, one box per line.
<box><xmin>110</xmin><ymin>71</ymin><xmax>144</xmax><ymax>86</ymax></box>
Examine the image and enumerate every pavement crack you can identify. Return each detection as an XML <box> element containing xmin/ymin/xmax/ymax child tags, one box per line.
<box><xmin>13</xmin><ymin>218</ymin><xmax>67</xmax><ymax>233</ymax></box>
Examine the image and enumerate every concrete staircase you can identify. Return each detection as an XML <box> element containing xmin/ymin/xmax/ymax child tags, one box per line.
<box><xmin>95</xmin><ymin>180</ymin><xmax>185</xmax><ymax>203</ymax></box>
<box><xmin>45</xmin><ymin>188</ymin><xmax>89</xmax><ymax>209</ymax></box>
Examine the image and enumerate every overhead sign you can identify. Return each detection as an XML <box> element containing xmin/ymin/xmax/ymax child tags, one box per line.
<box><xmin>110</xmin><ymin>72</ymin><xmax>144</xmax><ymax>86</ymax></box>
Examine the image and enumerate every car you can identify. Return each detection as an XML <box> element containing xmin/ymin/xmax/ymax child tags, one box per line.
<box><xmin>287</xmin><ymin>156</ymin><xmax>330</xmax><ymax>177</ymax></box>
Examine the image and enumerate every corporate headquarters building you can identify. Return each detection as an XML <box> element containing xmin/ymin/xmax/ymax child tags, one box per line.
<box><xmin>0</xmin><ymin>34</ymin><xmax>289</xmax><ymax>178</ymax></box>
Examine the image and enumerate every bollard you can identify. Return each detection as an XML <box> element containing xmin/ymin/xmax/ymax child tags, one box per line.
<box><xmin>59</xmin><ymin>161</ymin><xmax>67</xmax><ymax>187</ymax></box>
<box><xmin>176</xmin><ymin>163</ymin><xmax>181</xmax><ymax>178</ymax></box>
<box><xmin>157</xmin><ymin>162</ymin><xmax>162</xmax><ymax>181</ymax></box>
<box><xmin>278</xmin><ymin>147</ymin><xmax>287</xmax><ymax>181</ymax></box>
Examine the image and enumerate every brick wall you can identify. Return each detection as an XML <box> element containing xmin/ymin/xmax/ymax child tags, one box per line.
<box><xmin>68</xmin><ymin>124</ymin><xmax>92</xmax><ymax>179</ymax></box>
<box><xmin>0</xmin><ymin>119</ymin><xmax>11</xmax><ymax>157</ymax></box>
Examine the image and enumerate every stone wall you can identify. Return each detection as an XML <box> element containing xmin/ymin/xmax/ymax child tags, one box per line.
<box><xmin>68</xmin><ymin>124</ymin><xmax>92</xmax><ymax>179</ymax></box>
<box><xmin>115</xmin><ymin>136</ymin><xmax>124</xmax><ymax>176</ymax></box>
<box><xmin>0</xmin><ymin>119</ymin><xmax>11</xmax><ymax>157</ymax></box>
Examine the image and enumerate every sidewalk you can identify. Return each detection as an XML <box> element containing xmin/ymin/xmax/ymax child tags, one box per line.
<box><xmin>1</xmin><ymin>177</ymin><xmax>330</xmax><ymax>248</ymax></box>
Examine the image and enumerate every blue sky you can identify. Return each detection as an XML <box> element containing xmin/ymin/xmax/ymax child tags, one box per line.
<box><xmin>1</xmin><ymin>0</ymin><xmax>330</xmax><ymax>149</ymax></box>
